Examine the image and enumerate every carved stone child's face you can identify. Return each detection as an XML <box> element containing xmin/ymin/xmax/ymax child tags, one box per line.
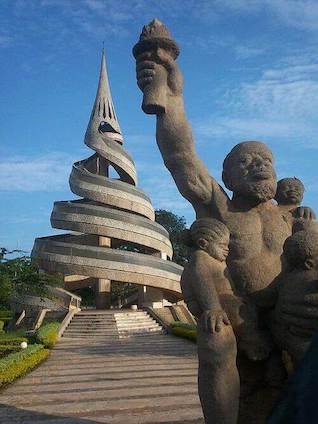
<box><xmin>284</xmin><ymin>230</ymin><xmax>318</xmax><ymax>271</ymax></box>
<box><xmin>276</xmin><ymin>179</ymin><xmax>304</xmax><ymax>206</ymax></box>
<box><xmin>197</xmin><ymin>231</ymin><xmax>230</xmax><ymax>262</ymax></box>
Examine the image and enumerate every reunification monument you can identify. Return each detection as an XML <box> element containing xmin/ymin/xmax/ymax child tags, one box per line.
<box><xmin>32</xmin><ymin>50</ymin><xmax>183</xmax><ymax>309</ymax></box>
<box><xmin>134</xmin><ymin>19</ymin><xmax>318</xmax><ymax>424</ymax></box>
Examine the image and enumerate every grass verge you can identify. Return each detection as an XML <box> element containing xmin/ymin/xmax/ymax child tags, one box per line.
<box><xmin>0</xmin><ymin>344</ymin><xmax>49</xmax><ymax>387</ymax></box>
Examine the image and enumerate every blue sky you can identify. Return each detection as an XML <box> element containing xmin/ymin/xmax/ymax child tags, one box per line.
<box><xmin>1</xmin><ymin>0</ymin><xmax>318</xmax><ymax>253</ymax></box>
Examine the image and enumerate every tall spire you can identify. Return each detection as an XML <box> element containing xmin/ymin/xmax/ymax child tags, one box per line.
<box><xmin>85</xmin><ymin>49</ymin><xmax>123</xmax><ymax>144</ymax></box>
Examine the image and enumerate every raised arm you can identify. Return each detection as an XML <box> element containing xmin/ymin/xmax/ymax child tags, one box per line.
<box><xmin>136</xmin><ymin>48</ymin><xmax>228</xmax><ymax>216</ymax></box>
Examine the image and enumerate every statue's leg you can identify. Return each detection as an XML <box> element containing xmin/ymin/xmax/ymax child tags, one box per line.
<box><xmin>197</xmin><ymin>322</ymin><xmax>239</xmax><ymax>424</ymax></box>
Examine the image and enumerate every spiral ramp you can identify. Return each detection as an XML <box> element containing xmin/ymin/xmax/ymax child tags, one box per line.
<box><xmin>32</xmin><ymin>51</ymin><xmax>183</xmax><ymax>304</ymax></box>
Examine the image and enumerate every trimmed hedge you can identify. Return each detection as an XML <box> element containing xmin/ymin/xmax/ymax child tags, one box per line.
<box><xmin>0</xmin><ymin>337</ymin><xmax>28</xmax><ymax>346</ymax></box>
<box><xmin>170</xmin><ymin>321</ymin><xmax>197</xmax><ymax>331</ymax></box>
<box><xmin>35</xmin><ymin>322</ymin><xmax>59</xmax><ymax>348</ymax></box>
<box><xmin>0</xmin><ymin>345</ymin><xmax>49</xmax><ymax>387</ymax></box>
<box><xmin>0</xmin><ymin>328</ymin><xmax>26</xmax><ymax>339</ymax></box>
<box><xmin>171</xmin><ymin>326</ymin><xmax>197</xmax><ymax>342</ymax></box>
<box><xmin>0</xmin><ymin>310</ymin><xmax>12</xmax><ymax>320</ymax></box>
<box><xmin>0</xmin><ymin>345</ymin><xmax>20</xmax><ymax>359</ymax></box>
<box><xmin>0</xmin><ymin>344</ymin><xmax>44</xmax><ymax>371</ymax></box>
<box><xmin>170</xmin><ymin>321</ymin><xmax>197</xmax><ymax>343</ymax></box>
<box><xmin>0</xmin><ymin>312</ymin><xmax>13</xmax><ymax>329</ymax></box>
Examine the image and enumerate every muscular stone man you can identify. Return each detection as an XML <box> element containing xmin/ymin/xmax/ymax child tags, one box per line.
<box><xmin>135</xmin><ymin>28</ymin><xmax>315</xmax><ymax>423</ymax></box>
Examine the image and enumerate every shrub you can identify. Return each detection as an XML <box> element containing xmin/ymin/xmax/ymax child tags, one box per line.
<box><xmin>0</xmin><ymin>321</ymin><xmax>4</xmax><ymax>334</ymax></box>
<box><xmin>0</xmin><ymin>329</ymin><xmax>28</xmax><ymax>347</ymax></box>
<box><xmin>0</xmin><ymin>328</ymin><xmax>26</xmax><ymax>339</ymax></box>
<box><xmin>170</xmin><ymin>321</ymin><xmax>197</xmax><ymax>331</ymax></box>
<box><xmin>0</xmin><ymin>345</ymin><xmax>49</xmax><ymax>387</ymax></box>
<box><xmin>0</xmin><ymin>310</ymin><xmax>12</xmax><ymax>319</ymax></box>
<box><xmin>35</xmin><ymin>322</ymin><xmax>59</xmax><ymax>348</ymax></box>
<box><xmin>0</xmin><ymin>344</ymin><xmax>43</xmax><ymax>371</ymax></box>
<box><xmin>0</xmin><ymin>344</ymin><xmax>20</xmax><ymax>358</ymax></box>
<box><xmin>171</xmin><ymin>326</ymin><xmax>197</xmax><ymax>343</ymax></box>
<box><xmin>0</xmin><ymin>337</ymin><xmax>28</xmax><ymax>346</ymax></box>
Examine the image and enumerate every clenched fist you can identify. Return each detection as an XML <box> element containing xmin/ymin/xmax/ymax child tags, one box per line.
<box><xmin>135</xmin><ymin>47</ymin><xmax>183</xmax><ymax>114</ymax></box>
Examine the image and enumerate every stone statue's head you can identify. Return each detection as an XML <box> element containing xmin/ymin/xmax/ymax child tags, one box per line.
<box><xmin>284</xmin><ymin>229</ymin><xmax>318</xmax><ymax>270</ymax></box>
<box><xmin>222</xmin><ymin>141</ymin><xmax>277</xmax><ymax>202</ymax></box>
<box><xmin>189</xmin><ymin>218</ymin><xmax>230</xmax><ymax>262</ymax></box>
<box><xmin>293</xmin><ymin>219</ymin><xmax>318</xmax><ymax>234</ymax></box>
<box><xmin>275</xmin><ymin>177</ymin><xmax>304</xmax><ymax>206</ymax></box>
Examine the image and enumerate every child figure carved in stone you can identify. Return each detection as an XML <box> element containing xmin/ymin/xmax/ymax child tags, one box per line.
<box><xmin>181</xmin><ymin>218</ymin><xmax>270</xmax><ymax>361</ymax></box>
<box><xmin>275</xmin><ymin>177</ymin><xmax>316</xmax><ymax>223</ymax></box>
<box><xmin>273</xmin><ymin>228</ymin><xmax>318</xmax><ymax>366</ymax></box>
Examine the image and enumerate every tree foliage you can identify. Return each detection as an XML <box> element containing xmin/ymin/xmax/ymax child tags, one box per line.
<box><xmin>0</xmin><ymin>249</ymin><xmax>62</xmax><ymax>310</ymax></box>
<box><xmin>155</xmin><ymin>209</ymin><xmax>189</xmax><ymax>266</ymax></box>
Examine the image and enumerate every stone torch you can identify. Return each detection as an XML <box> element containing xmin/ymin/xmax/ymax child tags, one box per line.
<box><xmin>133</xmin><ymin>19</ymin><xmax>179</xmax><ymax>115</ymax></box>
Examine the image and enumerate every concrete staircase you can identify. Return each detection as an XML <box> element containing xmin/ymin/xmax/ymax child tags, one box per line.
<box><xmin>62</xmin><ymin>310</ymin><xmax>164</xmax><ymax>340</ymax></box>
<box><xmin>114</xmin><ymin>310</ymin><xmax>163</xmax><ymax>338</ymax></box>
<box><xmin>0</xmin><ymin>309</ymin><xmax>204</xmax><ymax>423</ymax></box>
<box><xmin>62</xmin><ymin>310</ymin><xmax>119</xmax><ymax>340</ymax></box>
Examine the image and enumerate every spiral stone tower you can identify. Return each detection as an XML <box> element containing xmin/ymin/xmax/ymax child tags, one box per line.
<box><xmin>32</xmin><ymin>50</ymin><xmax>183</xmax><ymax>309</ymax></box>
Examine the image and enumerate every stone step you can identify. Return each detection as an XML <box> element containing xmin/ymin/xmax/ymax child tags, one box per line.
<box><xmin>2</xmin><ymin>393</ymin><xmax>200</xmax><ymax>416</ymax></box>
<box><xmin>62</xmin><ymin>332</ymin><xmax>120</xmax><ymax>335</ymax></box>
<box><xmin>69</xmin><ymin>321</ymin><xmax>117</xmax><ymax>325</ymax></box>
<box><xmin>2</xmin><ymin>405</ymin><xmax>204</xmax><ymax>424</ymax></box>
<box><xmin>16</xmin><ymin>368</ymin><xmax>198</xmax><ymax>386</ymax></box>
<box><xmin>52</xmin><ymin>344</ymin><xmax>194</xmax><ymax>352</ymax></box>
<box><xmin>116</xmin><ymin>322</ymin><xmax>159</xmax><ymax>326</ymax></box>
<box><xmin>53</xmin><ymin>344</ymin><xmax>190</xmax><ymax>352</ymax></box>
<box><xmin>64</xmin><ymin>326</ymin><xmax>162</xmax><ymax>335</ymax></box>
<box><xmin>74</xmin><ymin>317</ymin><xmax>117</xmax><ymax>320</ymax></box>
<box><xmin>63</xmin><ymin>329</ymin><xmax>119</xmax><ymax>334</ymax></box>
<box><xmin>33</xmin><ymin>359</ymin><xmax>197</xmax><ymax>372</ymax></box>
<box><xmin>4</xmin><ymin>374</ymin><xmax>198</xmax><ymax>396</ymax></box>
<box><xmin>4</xmin><ymin>412</ymin><xmax>204</xmax><ymax>424</ymax></box>
<box><xmin>69</xmin><ymin>322</ymin><xmax>159</xmax><ymax>328</ymax></box>
<box><xmin>47</xmin><ymin>353</ymin><xmax>197</xmax><ymax>364</ymax></box>
<box><xmin>21</xmin><ymin>363</ymin><xmax>198</xmax><ymax>380</ymax></box>
<box><xmin>56</xmin><ymin>335</ymin><xmax>186</xmax><ymax>343</ymax></box>
<box><xmin>54</xmin><ymin>339</ymin><xmax>191</xmax><ymax>347</ymax></box>
<box><xmin>70</xmin><ymin>321</ymin><xmax>116</xmax><ymax>325</ymax></box>
<box><xmin>70</xmin><ymin>320</ymin><xmax>116</xmax><ymax>324</ymax></box>
<box><xmin>62</xmin><ymin>335</ymin><xmax>121</xmax><ymax>338</ymax></box>
<box><xmin>67</xmin><ymin>327</ymin><xmax>117</xmax><ymax>331</ymax></box>
<box><xmin>117</xmin><ymin>327</ymin><xmax>161</xmax><ymax>332</ymax></box>
<box><xmin>115</xmin><ymin>317</ymin><xmax>152</xmax><ymax>321</ymax></box>
<box><xmin>1</xmin><ymin>383</ymin><xmax>199</xmax><ymax>406</ymax></box>
<box><xmin>118</xmin><ymin>326</ymin><xmax>161</xmax><ymax>331</ymax></box>
<box><xmin>77</xmin><ymin>312</ymin><xmax>147</xmax><ymax>317</ymax></box>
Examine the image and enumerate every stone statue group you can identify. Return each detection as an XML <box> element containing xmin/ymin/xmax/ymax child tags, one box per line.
<box><xmin>133</xmin><ymin>20</ymin><xmax>318</xmax><ymax>423</ymax></box>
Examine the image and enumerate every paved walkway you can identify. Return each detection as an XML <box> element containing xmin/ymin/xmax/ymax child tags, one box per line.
<box><xmin>0</xmin><ymin>319</ymin><xmax>203</xmax><ymax>423</ymax></box>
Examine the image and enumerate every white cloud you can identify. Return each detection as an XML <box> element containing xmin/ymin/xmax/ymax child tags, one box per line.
<box><xmin>268</xmin><ymin>0</ymin><xmax>318</xmax><ymax>32</ymax></box>
<box><xmin>213</xmin><ymin>0</ymin><xmax>318</xmax><ymax>32</ymax></box>
<box><xmin>234</xmin><ymin>45</ymin><xmax>266</xmax><ymax>59</ymax></box>
<box><xmin>0</xmin><ymin>152</ymin><xmax>73</xmax><ymax>192</ymax></box>
<box><xmin>198</xmin><ymin>60</ymin><xmax>318</xmax><ymax>146</ymax></box>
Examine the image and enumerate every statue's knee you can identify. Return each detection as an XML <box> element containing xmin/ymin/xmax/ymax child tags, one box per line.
<box><xmin>198</xmin><ymin>325</ymin><xmax>237</xmax><ymax>366</ymax></box>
